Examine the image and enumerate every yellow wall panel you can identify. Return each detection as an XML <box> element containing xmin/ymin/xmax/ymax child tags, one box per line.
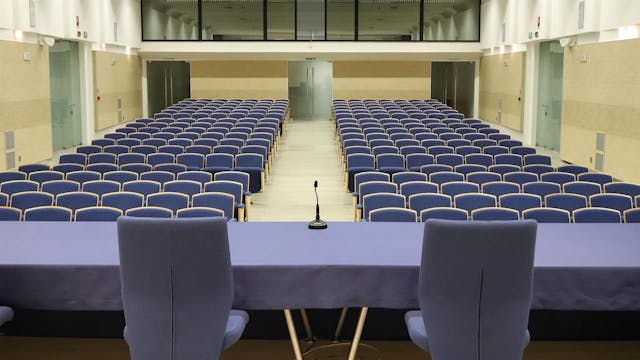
<box><xmin>190</xmin><ymin>61</ymin><xmax>288</xmax><ymax>99</ymax></box>
<box><xmin>332</xmin><ymin>61</ymin><xmax>431</xmax><ymax>100</ymax></box>
<box><xmin>561</xmin><ymin>38</ymin><xmax>640</xmax><ymax>183</ymax></box>
<box><xmin>0</xmin><ymin>40</ymin><xmax>52</xmax><ymax>170</ymax></box>
<box><xmin>93</xmin><ymin>52</ymin><xmax>142</xmax><ymax>130</ymax></box>
<box><xmin>479</xmin><ymin>52</ymin><xmax>524</xmax><ymax>131</ymax></box>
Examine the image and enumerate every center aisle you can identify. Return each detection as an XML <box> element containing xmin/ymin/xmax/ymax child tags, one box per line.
<box><xmin>249</xmin><ymin>118</ymin><xmax>353</xmax><ymax>221</ymax></box>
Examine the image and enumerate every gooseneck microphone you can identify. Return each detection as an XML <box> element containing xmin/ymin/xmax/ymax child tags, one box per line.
<box><xmin>309</xmin><ymin>180</ymin><xmax>328</xmax><ymax>229</ymax></box>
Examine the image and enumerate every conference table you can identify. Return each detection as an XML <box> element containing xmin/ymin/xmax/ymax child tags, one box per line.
<box><xmin>1</xmin><ymin>221</ymin><xmax>640</xmax><ymax>359</ymax></box>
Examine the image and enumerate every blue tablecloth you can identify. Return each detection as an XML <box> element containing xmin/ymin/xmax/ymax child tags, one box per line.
<box><xmin>0</xmin><ymin>222</ymin><xmax>639</xmax><ymax>311</ymax></box>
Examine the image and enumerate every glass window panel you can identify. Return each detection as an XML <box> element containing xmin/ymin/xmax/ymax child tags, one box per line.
<box><xmin>423</xmin><ymin>0</ymin><xmax>480</xmax><ymax>41</ymax></box>
<box><xmin>267</xmin><ymin>0</ymin><xmax>295</xmax><ymax>40</ymax></box>
<box><xmin>358</xmin><ymin>0</ymin><xmax>420</xmax><ymax>41</ymax></box>
<box><xmin>142</xmin><ymin>0</ymin><xmax>199</xmax><ymax>40</ymax></box>
<box><xmin>327</xmin><ymin>0</ymin><xmax>355</xmax><ymax>40</ymax></box>
<box><xmin>202</xmin><ymin>0</ymin><xmax>263</xmax><ymax>40</ymax></box>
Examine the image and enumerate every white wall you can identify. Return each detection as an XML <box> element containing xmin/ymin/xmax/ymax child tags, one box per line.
<box><xmin>482</xmin><ymin>0</ymin><xmax>640</xmax><ymax>51</ymax></box>
<box><xmin>1</xmin><ymin>0</ymin><xmax>140</xmax><ymax>49</ymax></box>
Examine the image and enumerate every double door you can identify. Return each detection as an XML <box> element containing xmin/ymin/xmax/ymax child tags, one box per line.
<box><xmin>147</xmin><ymin>61</ymin><xmax>191</xmax><ymax>115</ymax></box>
<box><xmin>288</xmin><ymin>60</ymin><xmax>333</xmax><ymax>120</ymax></box>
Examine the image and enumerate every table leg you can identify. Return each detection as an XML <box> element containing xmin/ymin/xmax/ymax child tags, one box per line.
<box><xmin>284</xmin><ymin>309</ymin><xmax>304</xmax><ymax>360</ymax></box>
<box><xmin>347</xmin><ymin>307</ymin><xmax>369</xmax><ymax>360</ymax></box>
<box><xmin>299</xmin><ymin>308</ymin><xmax>314</xmax><ymax>341</ymax></box>
<box><xmin>333</xmin><ymin>307</ymin><xmax>348</xmax><ymax>341</ymax></box>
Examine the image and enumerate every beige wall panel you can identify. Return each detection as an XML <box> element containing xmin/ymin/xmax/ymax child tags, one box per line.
<box><xmin>191</xmin><ymin>78</ymin><xmax>289</xmax><ymax>99</ymax></box>
<box><xmin>93</xmin><ymin>52</ymin><xmax>142</xmax><ymax>130</ymax></box>
<box><xmin>561</xmin><ymin>38</ymin><xmax>640</xmax><ymax>182</ymax></box>
<box><xmin>333</xmin><ymin>78</ymin><xmax>431</xmax><ymax>100</ymax></box>
<box><xmin>190</xmin><ymin>61</ymin><xmax>288</xmax><ymax>99</ymax></box>
<box><xmin>479</xmin><ymin>52</ymin><xmax>524</xmax><ymax>131</ymax></box>
<box><xmin>0</xmin><ymin>40</ymin><xmax>52</xmax><ymax>170</ymax></box>
<box><xmin>332</xmin><ymin>61</ymin><xmax>431</xmax><ymax>100</ymax></box>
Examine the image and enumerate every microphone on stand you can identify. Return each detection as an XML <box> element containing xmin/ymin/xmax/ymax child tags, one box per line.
<box><xmin>309</xmin><ymin>180</ymin><xmax>328</xmax><ymax>230</ymax></box>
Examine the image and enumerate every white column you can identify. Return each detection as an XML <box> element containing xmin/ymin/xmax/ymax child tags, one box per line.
<box><xmin>78</xmin><ymin>42</ymin><xmax>95</xmax><ymax>144</ymax></box>
<box><xmin>522</xmin><ymin>42</ymin><xmax>539</xmax><ymax>146</ymax></box>
<box><xmin>473</xmin><ymin>59</ymin><xmax>480</xmax><ymax>118</ymax></box>
<box><xmin>141</xmin><ymin>59</ymin><xmax>148</xmax><ymax>118</ymax></box>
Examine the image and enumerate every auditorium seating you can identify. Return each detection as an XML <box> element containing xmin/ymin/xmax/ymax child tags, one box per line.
<box><xmin>335</xmin><ymin>99</ymin><xmax>640</xmax><ymax>223</ymax></box>
<box><xmin>0</xmin><ymin>99</ymin><xmax>286</xmax><ymax>222</ymax></box>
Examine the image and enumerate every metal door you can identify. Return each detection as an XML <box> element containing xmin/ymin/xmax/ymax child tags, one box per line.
<box><xmin>147</xmin><ymin>61</ymin><xmax>191</xmax><ymax>115</ymax></box>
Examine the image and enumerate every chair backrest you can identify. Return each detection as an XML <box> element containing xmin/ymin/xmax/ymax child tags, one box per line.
<box><xmin>420</xmin><ymin>207</ymin><xmax>468</xmax><ymax>221</ymax></box>
<box><xmin>125</xmin><ymin>206</ymin><xmax>173</xmax><ymax>218</ymax></box>
<box><xmin>522</xmin><ymin>208</ymin><xmax>571</xmax><ymax>223</ymax></box>
<box><xmin>147</xmin><ymin>192</ymin><xmax>190</xmax><ymax>214</ymax></box>
<box><xmin>471</xmin><ymin>207</ymin><xmax>520</xmax><ymax>221</ymax></box>
<box><xmin>102</xmin><ymin>192</ymin><xmax>145</xmax><ymax>213</ymax></box>
<box><xmin>75</xmin><ymin>206</ymin><xmax>123</xmax><ymax>221</ymax></box>
<box><xmin>369</xmin><ymin>207</ymin><xmax>417</xmax><ymax>222</ymax></box>
<box><xmin>55</xmin><ymin>192</ymin><xmax>99</xmax><ymax>212</ymax></box>
<box><xmin>544</xmin><ymin>193</ymin><xmax>587</xmax><ymax>213</ymax></box>
<box><xmin>10</xmin><ymin>191</ymin><xmax>54</xmax><ymax>211</ymax></box>
<box><xmin>454</xmin><ymin>193</ymin><xmax>497</xmax><ymax>213</ymax></box>
<box><xmin>418</xmin><ymin>219</ymin><xmax>536</xmax><ymax>360</ymax></box>
<box><xmin>0</xmin><ymin>207</ymin><xmax>21</xmax><ymax>221</ymax></box>
<box><xmin>118</xmin><ymin>217</ymin><xmax>234</xmax><ymax>359</ymax></box>
<box><xmin>176</xmin><ymin>207</ymin><xmax>225</xmax><ymax>219</ymax></box>
<box><xmin>41</xmin><ymin>180</ymin><xmax>80</xmax><ymax>196</ymax></box>
<box><xmin>23</xmin><ymin>206</ymin><xmax>72</xmax><ymax>221</ymax></box>
<box><xmin>573</xmin><ymin>207</ymin><xmax>622</xmax><ymax>223</ymax></box>
<box><xmin>499</xmin><ymin>193</ymin><xmax>542</xmax><ymax>214</ymax></box>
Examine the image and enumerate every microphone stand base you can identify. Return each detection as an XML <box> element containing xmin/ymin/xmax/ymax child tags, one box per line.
<box><xmin>308</xmin><ymin>219</ymin><xmax>328</xmax><ymax>230</ymax></box>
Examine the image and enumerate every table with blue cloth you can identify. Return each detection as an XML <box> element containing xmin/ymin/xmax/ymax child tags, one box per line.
<box><xmin>1</xmin><ymin>222</ymin><xmax>639</xmax><ymax>358</ymax></box>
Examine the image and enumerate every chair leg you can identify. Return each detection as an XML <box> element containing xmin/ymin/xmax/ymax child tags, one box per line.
<box><xmin>347</xmin><ymin>307</ymin><xmax>369</xmax><ymax>360</ymax></box>
<box><xmin>284</xmin><ymin>309</ymin><xmax>304</xmax><ymax>360</ymax></box>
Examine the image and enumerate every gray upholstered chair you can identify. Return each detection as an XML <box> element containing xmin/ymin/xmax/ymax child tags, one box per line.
<box><xmin>0</xmin><ymin>306</ymin><xmax>13</xmax><ymax>327</ymax></box>
<box><xmin>118</xmin><ymin>217</ymin><xmax>248</xmax><ymax>360</ymax></box>
<box><xmin>405</xmin><ymin>219</ymin><xmax>537</xmax><ymax>360</ymax></box>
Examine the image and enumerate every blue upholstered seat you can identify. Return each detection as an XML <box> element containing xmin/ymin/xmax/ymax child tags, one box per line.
<box><xmin>405</xmin><ymin>219</ymin><xmax>536</xmax><ymax>357</ymax></box>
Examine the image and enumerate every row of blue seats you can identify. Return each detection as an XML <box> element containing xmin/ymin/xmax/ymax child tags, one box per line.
<box><xmin>73</xmin><ymin>143</ymin><xmax>269</xmax><ymax>158</ymax></box>
<box><xmin>0</xmin><ymin>171</ymin><xmax>252</xmax><ymax>216</ymax></box>
<box><xmin>0</xmin><ymin>205</ymin><xmax>231</xmax><ymax>222</ymax></box>
<box><xmin>0</xmin><ymin>180</ymin><xmax>248</xmax><ymax>221</ymax></box>
<box><xmin>3</xmin><ymin>156</ymin><xmax>265</xmax><ymax>191</ymax></box>
<box><xmin>355</xmin><ymin>192</ymin><xmax>640</xmax><ymax>223</ymax></box>
<box><xmin>344</xmin><ymin>150</ymin><xmax>550</xmax><ymax>168</ymax></box>
<box><xmin>0</xmin><ymin>169</ymin><xmax>249</xmax><ymax>187</ymax></box>
<box><xmin>94</xmin><ymin>132</ymin><xmax>274</xmax><ymax>148</ymax></box>
<box><xmin>340</xmin><ymin>128</ymin><xmax>510</xmax><ymax>144</ymax></box>
<box><xmin>364</xmin><ymin>205</ymin><xmax>640</xmax><ymax>223</ymax></box>
<box><xmin>353</xmin><ymin>171</ymin><xmax>640</xmax><ymax>198</ymax></box>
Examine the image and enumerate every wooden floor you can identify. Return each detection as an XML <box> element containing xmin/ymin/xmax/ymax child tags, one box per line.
<box><xmin>1</xmin><ymin>338</ymin><xmax>639</xmax><ymax>360</ymax></box>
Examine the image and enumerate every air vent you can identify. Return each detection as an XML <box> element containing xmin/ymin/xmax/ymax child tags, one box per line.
<box><xmin>595</xmin><ymin>152</ymin><xmax>604</xmax><ymax>171</ymax></box>
<box><xmin>6</xmin><ymin>152</ymin><xmax>16</xmax><ymax>170</ymax></box>
<box><xmin>29</xmin><ymin>0</ymin><xmax>36</xmax><ymax>27</ymax></box>
<box><xmin>595</xmin><ymin>132</ymin><xmax>605</xmax><ymax>171</ymax></box>
<box><xmin>595</xmin><ymin>132</ymin><xmax>605</xmax><ymax>152</ymax></box>
<box><xmin>5</xmin><ymin>131</ymin><xmax>15</xmax><ymax>150</ymax></box>
<box><xmin>578</xmin><ymin>1</ymin><xmax>585</xmax><ymax>30</ymax></box>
